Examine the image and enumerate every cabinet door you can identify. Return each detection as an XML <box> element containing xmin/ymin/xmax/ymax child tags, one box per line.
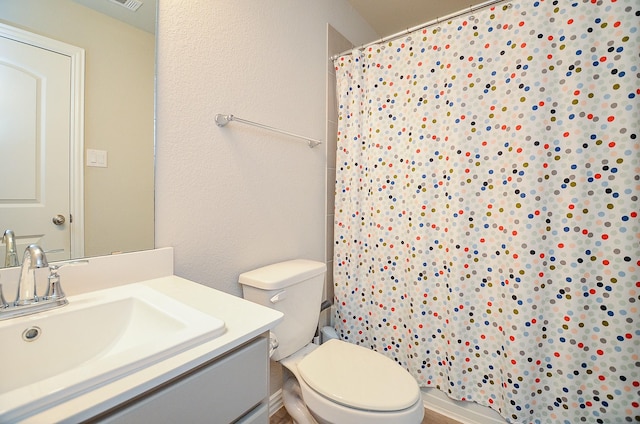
<box><xmin>99</xmin><ymin>337</ymin><xmax>268</xmax><ymax>424</ymax></box>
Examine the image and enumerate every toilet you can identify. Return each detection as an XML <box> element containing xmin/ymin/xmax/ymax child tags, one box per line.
<box><xmin>239</xmin><ymin>259</ymin><xmax>424</xmax><ymax>424</ymax></box>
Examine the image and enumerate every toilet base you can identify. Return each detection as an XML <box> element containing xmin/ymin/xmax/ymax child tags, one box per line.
<box><xmin>282</xmin><ymin>374</ymin><xmax>318</xmax><ymax>424</ymax></box>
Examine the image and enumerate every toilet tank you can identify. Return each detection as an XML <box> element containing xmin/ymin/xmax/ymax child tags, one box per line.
<box><xmin>239</xmin><ymin>259</ymin><xmax>326</xmax><ymax>361</ymax></box>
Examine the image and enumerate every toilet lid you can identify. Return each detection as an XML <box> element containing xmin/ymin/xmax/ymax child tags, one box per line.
<box><xmin>297</xmin><ymin>339</ymin><xmax>420</xmax><ymax>412</ymax></box>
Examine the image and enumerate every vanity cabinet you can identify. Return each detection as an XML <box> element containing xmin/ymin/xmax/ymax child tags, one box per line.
<box><xmin>95</xmin><ymin>335</ymin><xmax>269</xmax><ymax>424</ymax></box>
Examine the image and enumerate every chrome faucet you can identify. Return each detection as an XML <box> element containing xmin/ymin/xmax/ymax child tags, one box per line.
<box><xmin>2</xmin><ymin>229</ymin><xmax>20</xmax><ymax>267</ymax></box>
<box><xmin>15</xmin><ymin>244</ymin><xmax>49</xmax><ymax>306</ymax></box>
<box><xmin>0</xmin><ymin>244</ymin><xmax>81</xmax><ymax>320</ymax></box>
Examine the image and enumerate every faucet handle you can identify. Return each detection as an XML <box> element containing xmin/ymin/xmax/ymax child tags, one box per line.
<box><xmin>45</xmin><ymin>267</ymin><xmax>65</xmax><ymax>301</ymax></box>
<box><xmin>49</xmin><ymin>260</ymin><xmax>89</xmax><ymax>269</ymax></box>
<box><xmin>44</xmin><ymin>260</ymin><xmax>88</xmax><ymax>300</ymax></box>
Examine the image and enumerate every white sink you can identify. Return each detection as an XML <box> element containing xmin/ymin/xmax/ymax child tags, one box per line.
<box><xmin>0</xmin><ymin>283</ymin><xmax>225</xmax><ymax>422</ymax></box>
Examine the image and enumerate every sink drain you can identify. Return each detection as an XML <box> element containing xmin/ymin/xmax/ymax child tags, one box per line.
<box><xmin>22</xmin><ymin>326</ymin><xmax>41</xmax><ymax>342</ymax></box>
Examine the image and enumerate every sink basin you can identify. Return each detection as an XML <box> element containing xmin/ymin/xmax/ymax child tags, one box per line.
<box><xmin>0</xmin><ymin>283</ymin><xmax>226</xmax><ymax>422</ymax></box>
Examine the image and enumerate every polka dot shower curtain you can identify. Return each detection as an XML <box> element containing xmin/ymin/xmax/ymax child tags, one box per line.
<box><xmin>332</xmin><ymin>0</ymin><xmax>638</xmax><ymax>422</ymax></box>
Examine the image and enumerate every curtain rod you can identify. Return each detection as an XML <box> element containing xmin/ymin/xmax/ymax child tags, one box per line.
<box><xmin>215</xmin><ymin>114</ymin><xmax>322</xmax><ymax>148</ymax></box>
<box><xmin>331</xmin><ymin>0</ymin><xmax>510</xmax><ymax>60</ymax></box>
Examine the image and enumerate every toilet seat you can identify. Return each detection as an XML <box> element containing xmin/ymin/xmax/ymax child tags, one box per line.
<box><xmin>297</xmin><ymin>339</ymin><xmax>420</xmax><ymax>412</ymax></box>
<box><xmin>297</xmin><ymin>376</ymin><xmax>424</xmax><ymax>424</ymax></box>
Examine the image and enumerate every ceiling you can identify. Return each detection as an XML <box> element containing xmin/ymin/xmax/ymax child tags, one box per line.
<box><xmin>73</xmin><ymin>0</ymin><xmax>492</xmax><ymax>39</ymax></box>
<box><xmin>347</xmin><ymin>0</ymin><xmax>490</xmax><ymax>39</ymax></box>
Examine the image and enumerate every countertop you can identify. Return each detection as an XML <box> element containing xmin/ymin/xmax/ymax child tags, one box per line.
<box><xmin>21</xmin><ymin>275</ymin><xmax>283</xmax><ymax>423</ymax></box>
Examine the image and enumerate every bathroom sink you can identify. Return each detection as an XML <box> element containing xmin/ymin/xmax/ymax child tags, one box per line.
<box><xmin>0</xmin><ymin>283</ymin><xmax>226</xmax><ymax>422</ymax></box>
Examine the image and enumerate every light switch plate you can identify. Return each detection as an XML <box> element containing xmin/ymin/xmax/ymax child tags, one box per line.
<box><xmin>87</xmin><ymin>149</ymin><xmax>108</xmax><ymax>167</ymax></box>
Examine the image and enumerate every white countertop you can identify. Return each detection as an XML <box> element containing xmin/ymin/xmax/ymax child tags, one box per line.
<box><xmin>21</xmin><ymin>275</ymin><xmax>283</xmax><ymax>423</ymax></box>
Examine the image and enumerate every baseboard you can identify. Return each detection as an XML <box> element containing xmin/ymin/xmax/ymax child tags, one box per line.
<box><xmin>269</xmin><ymin>389</ymin><xmax>284</xmax><ymax>416</ymax></box>
<box><xmin>421</xmin><ymin>388</ymin><xmax>506</xmax><ymax>424</ymax></box>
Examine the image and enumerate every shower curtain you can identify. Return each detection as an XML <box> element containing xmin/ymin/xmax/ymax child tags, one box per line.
<box><xmin>332</xmin><ymin>0</ymin><xmax>638</xmax><ymax>422</ymax></box>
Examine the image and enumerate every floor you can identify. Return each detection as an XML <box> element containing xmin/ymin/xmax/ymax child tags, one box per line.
<box><xmin>270</xmin><ymin>406</ymin><xmax>462</xmax><ymax>424</ymax></box>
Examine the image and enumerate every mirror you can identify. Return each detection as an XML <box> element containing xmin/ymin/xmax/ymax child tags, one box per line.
<box><xmin>0</xmin><ymin>0</ymin><xmax>155</xmax><ymax>267</ymax></box>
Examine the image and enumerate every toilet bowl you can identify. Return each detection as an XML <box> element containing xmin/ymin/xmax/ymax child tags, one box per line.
<box><xmin>239</xmin><ymin>259</ymin><xmax>424</xmax><ymax>424</ymax></box>
<box><xmin>281</xmin><ymin>340</ymin><xmax>424</xmax><ymax>424</ymax></box>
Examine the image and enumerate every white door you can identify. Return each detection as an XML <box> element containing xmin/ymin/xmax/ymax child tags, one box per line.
<box><xmin>0</xmin><ymin>34</ymin><xmax>72</xmax><ymax>263</ymax></box>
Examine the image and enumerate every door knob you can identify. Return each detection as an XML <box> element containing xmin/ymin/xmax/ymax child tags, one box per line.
<box><xmin>52</xmin><ymin>214</ymin><xmax>66</xmax><ymax>225</ymax></box>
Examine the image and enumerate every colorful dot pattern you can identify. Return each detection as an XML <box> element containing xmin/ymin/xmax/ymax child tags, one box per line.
<box><xmin>332</xmin><ymin>0</ymin><xmax>639</xmax><ymax>422</ymax></box>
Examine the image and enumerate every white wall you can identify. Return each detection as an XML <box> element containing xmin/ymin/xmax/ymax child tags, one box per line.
<box><xmin>155</xmin><ymin>0</ymin><xmax>377</xmax><ymax>295</ymax></box>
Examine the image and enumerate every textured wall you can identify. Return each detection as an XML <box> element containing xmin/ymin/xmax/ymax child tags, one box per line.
<box><xmin>155</xmin><ymin>0</ymin><xmax>377</xmax><ymax>295</ymax></box>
